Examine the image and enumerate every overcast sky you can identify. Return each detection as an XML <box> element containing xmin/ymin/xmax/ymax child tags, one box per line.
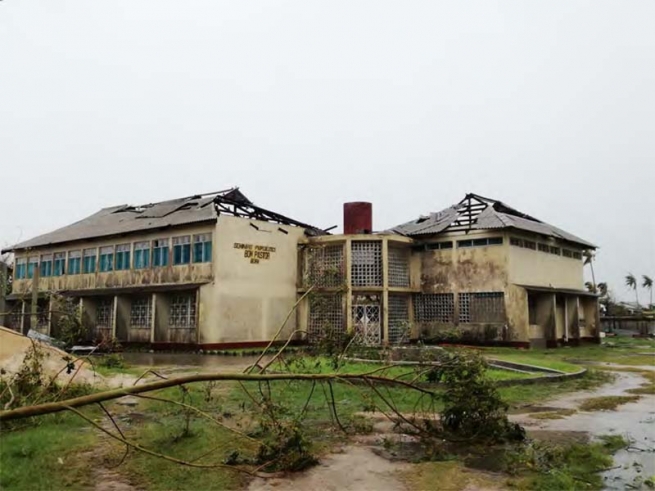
<box><xmin>1</xmin><ymin>1</ymin><xmax>653</xmax><ymax>302</ymax></box>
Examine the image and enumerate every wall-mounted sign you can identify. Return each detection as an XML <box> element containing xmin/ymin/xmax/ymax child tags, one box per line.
<box><xmin>233</xmin><ymin>243</ymin><xmax>277</xmax><ymax>264</ymax></box>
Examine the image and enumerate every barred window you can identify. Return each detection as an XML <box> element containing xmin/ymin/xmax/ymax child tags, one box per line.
<box><xmin>510</xmin><ymin>237</ymin><xmax>522</xmax><ymax>247</ymax></box>
<box><xmin>130</xmin><ymin>297</ymin><xmax>152</xmax><ymax>329</ymax></box>
<box><xmin>459</xmin><ymin>292</ymin><xmax>505</xmax><ymax>323</ymax></box>
<box><xmin>426</xmin><ymin>242</ymin><xmax>453</xmax><ymax>250</ymax></box>
<box><xmin>308</xmin><ymin>294</ymin><xmax>344</xmax><ymax>342</ymax></box>
<box><xmin>549</xmin><ymin>246</ymin><xmax>561</xmax><ymax>256</ymax></box>
<box><xmin>169</xmin><ymin>293</ymin><xmax>197</xmax><ymax>328</ymax></box>
<box><xmin>562</xmin><ymin>249</ymin><xmax>573</xmax><ymax>258</ymax></box>
<box><xmin>414</xmin><ymin>293</ymin><xmax>455</xmax><ymax>323</ymax></box>
<box><xmin>96</xmin><ymin>298</ymin><xmax>114</xmax><ymax>329</ymax></box>
<box><xmin>388</xmin><ymin>247</ymin><xmax>410</xmax><ymax>287</ymax></box>
<box><xmin>523</xmin><ymin>240</ymin><xmax>537</xmax><ymax>250</ymax></box>
<box><xmin>538</xmin><ymin>243</ymin><xmax>550</xmax><ymax>253</ymax></box>
<box><xmin>388</xmin><ymin>295</ymin><xmax>410</xmax><ymax>344</ymax></box>
<box><xmin>304</xmin><ymin>245</ymin><xmax>344</xmax><ymax>288</ymax></box>
<box><xmin>351</xmin><ymin>241</ymin><xmax>382</xmax><ymax>287</ymax></box>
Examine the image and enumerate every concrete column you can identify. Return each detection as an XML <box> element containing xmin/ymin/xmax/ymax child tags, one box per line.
<box><xmin>0</xmin><ymin>262</ymin><xmax>7</xmax><ymax>328</ymax></box>
<box><xmin>30</xmin><ymin>265</ymin><xmax>40</xmax><ymax>333</ymax></box>
<box><xmin>111</xmin><ymin>296</ymin><xmax>118</xmax><ymax>339</ymax></box>
<box><xmin>345</xmin><ymin>239</ymin><xmax>353</xmax><ymax>334</ymax></box>
<box><xmin>150</xmin><ymin>293</ymin><xmax>157</xmax><ymax>343</ymax></box>
<box><xmin>382</xmin><ymin>238</ymin><xmax>389</xmax><ymax>345</ymax></box>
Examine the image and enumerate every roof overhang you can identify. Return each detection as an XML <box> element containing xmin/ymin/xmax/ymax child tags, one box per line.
<box><xmin>516</xmin><ymin>284</ymin><xmax>599</xmax><ymax>297</ymax></box>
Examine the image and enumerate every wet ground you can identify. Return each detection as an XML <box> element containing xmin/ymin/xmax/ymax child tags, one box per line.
<box><xmin>122</xmin><ymin>352</ymin><xmax>265</xmax><ymax>372</ymax></box>
<box><xmin>514</xmin><ymin>368</ymin><xmax>655</xmax><ymax>490</ymax></box>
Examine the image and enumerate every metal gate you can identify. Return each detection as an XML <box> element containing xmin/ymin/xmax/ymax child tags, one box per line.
<box><xmin>352</xmin><ymin>295</ymin><xmax>381</xmax><ymax>345</ymax></box>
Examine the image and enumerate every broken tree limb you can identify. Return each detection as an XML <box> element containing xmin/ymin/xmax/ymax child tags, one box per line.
<box><xmin>0</xmin><ymin>371</ymin><xmax>437</xmax><ymax>422</ymax></box>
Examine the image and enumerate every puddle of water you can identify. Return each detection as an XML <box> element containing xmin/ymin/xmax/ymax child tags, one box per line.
<box><xmin>122</xmin><ymin>352</ymin><xmax>266</xmax><ymax>371</ymax></box>
<box><xmin>515</xmin><ymin>371</ymin><xmax>655</xmax><ymax>490</ymax></box>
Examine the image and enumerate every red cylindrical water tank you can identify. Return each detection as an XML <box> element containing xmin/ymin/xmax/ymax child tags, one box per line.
<box><xmin>344</xmin><ymin>202</ymin><xmax>373</xmax><ymax>234</ymax></box>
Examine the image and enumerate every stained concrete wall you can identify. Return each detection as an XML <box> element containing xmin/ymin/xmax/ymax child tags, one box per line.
<box><xmin>11</xmin><ymin>223</ymin><xmax>215</xmax><ymax>295</ymax></box>
<box><xmin>200</xmin><ymin>215</ymin><xmax>306</xmax><ymax>345</ymax></box>
<box><xmin>507</xmin><ymin>235</ymin><xmax>584</xmax><ymax>290</ymax></box>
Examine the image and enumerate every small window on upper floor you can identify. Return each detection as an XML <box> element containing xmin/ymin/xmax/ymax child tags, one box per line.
<box><xmin>426</xmin><ymin>241</ymin><xmax>453</xmax><ymax>250</ymax></box>
<box><xmin>523</xmin><ymin>240</ymin><xmax>537</xmax><ymax>250</ymax></box>
<box><xmin>68</xmin><ymin>251</ymin><xmax>82</xmax><ymax>275</ymax></box>
<box><xmin>459</xmin><ymin>237</ymin><xmax>503</xmax><ymax>248</ymax></box>
<box><xmin>193</xmin><ymin>233</ymin><xmax>212</xmax><ymax>263</ymax></box>
<box><xmin>549</xmin><ymin>246</ymin><xmax>561</xmax><ymax>255</ymax></box>
<box><xmin>487</xmin><ymin>237</ymin><xmax>503</xmax><ymax>245</ymax></box>
<box><xmin>152</xmin><ymin>239</ymin><xmax>169</xmax><ymax>267</ymax></box>
<box><xmin>572</xmin><ymin>251</ymin><xmax>583</xmax><ymax>260</ymax></box>
<box><xmin>54</xmin><ymin>252</ymin><xmax>66</xmax><ymax>276</ymax></box>
<box><xmin>27</xmin><ymin>257</ymin><xmax>38</xmax><ymax>278</ymax></box>
<box><xmin>15</xmin><ymin>258</ymin><xmax>27</xmax><ymax>279</ymax></box>
<box><xmin>40</xmin><ymin>254</ymin><xmax>53</xmax><ymax>277</ymax></box>
<box><xmin>457</xmin><ymin>240</ymin><xmax>473</xmax><ymax>248</ymax></box>
<box><xmin>562</xmin><ymin>249</ymin><xmax>573</xmax><ymax>258</ymax></box>
<box><xmin>173</xmin><ymin>236</ymin><xmax>191</xmax><ymax>265</ymax></box>
<box><xmin>115</xmin><ymin>244</ymin><xmax>131</xmax><ymax>270</ymax></box>
<box><xmin>83</xmin><ymin>249</ymin><xmax>97</xmax><ymax>274</ymax></box>
<box><xmin>99</xmin><ymin>246</ymin><xmax>114</xmax><ymax>272</ymax></box>
<box><xmin>134</xmin><ymin>241</ymin><xmax>150</xmax><ymax>269</ymax></box>
<box><xmin>510</xmin><ymin>237</ymin><xmax>523</xmax><ymax>247</ymax></box>
<box><xmin>538</xmin><ymin>243</ymin><xmax>550</xmax><ymax>253</ymax></box>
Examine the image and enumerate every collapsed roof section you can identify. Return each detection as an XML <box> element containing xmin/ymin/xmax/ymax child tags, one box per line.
<box><xmin>391</xmin><ymin>193</ymin><xmax>596</xmax><ymax>249</ymax></box>
<box><xmin>3</xmin><ymin>187</ymin><xmax>325</xmax><ymax>253</ymax></box>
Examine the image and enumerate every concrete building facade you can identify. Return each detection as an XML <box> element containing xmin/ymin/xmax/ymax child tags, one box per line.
<box><xmin>2</xmin><ymin>191</ymin><xmax>599</xmax><ymax>349</ymax></box>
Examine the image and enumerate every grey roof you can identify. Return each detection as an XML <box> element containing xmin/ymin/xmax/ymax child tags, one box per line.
<box><xmin>391</xmin><ymin>193</ymin><xmax>596</xmax><ymax>248</ymax></box>
<box><xmin>3</xmin><ymin>188</ymin><xmax>241</xmax><ymax>252</ymax></box>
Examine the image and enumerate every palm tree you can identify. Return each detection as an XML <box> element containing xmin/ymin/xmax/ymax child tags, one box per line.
<box><xmin>585</xmin><ymin>281</ymin><xmax>595</xmax><ymax>293</ymax></box>
<box><xmin>643</xmin><ymin>275</ymin><xmax>653</xmax><ymax>308</ymax></box>
<box><xmin>583</xmin><ymin>250</ymin><xmax>596</xmax><ymax>292</ymax></box>
<box><xmin>625</xmin><ymin>273</ymin><xmax>639</xmax><ymax>307</ymax></box>
<box><xmin>597</xmin><ymin>282</ymin><xmax>608</xmax><ymax>297</ymax></box>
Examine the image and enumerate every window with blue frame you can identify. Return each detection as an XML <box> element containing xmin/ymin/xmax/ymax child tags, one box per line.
<box><xmin>27</xmin><ymin>257</ymin><xmax>38</xmax><ymax>278</ymax></box>
<box><xmin>152</xmin><ymin>239</ymin><xmax>169</xmax><ymax>267</ymax></box>
<box><xmin>193</xmin><ymin>233</ymin><xmax>212</xmax><ymax>263</ymax></box>
<box><xmin>99</xmin><ymin>246</ymin><xmax>114</xmax><ymax>272</ymax></box>
<box><xmin>115</xmin><ymin>244</ymin><xmax>131</xmax><ymax>270</ymax></box>
<box><xmin>173</xmin><ymin>236</ymin><xmax>191</xmax><ymax>265</ymax></box>
<box><xmin>15</xmin><ymin>258</ymin><xmax>27</xmax><ymax>279</ymax></box>
<box><xmin>40</xmin><ymin>254</ymin><xmax>53</xmax><ymax>277</ymax></box>
<box><xmin>54</xmin><ymin>252</ymin><xmax>66</xmax><ymax>276</ymax></box>
<box><xmin>68</xmin><ymin>251</ymin><xmax>82</xmax><ymax>275</ymax></box>
<box><xmin>83</xmin><ymin>249</ymin><xmax>97</xmax><ymax>274</ymax></box>
<box><xmin>133</xmin><ymin>241</ymin><xmax>150</xmax><ymax>269</ymax></box>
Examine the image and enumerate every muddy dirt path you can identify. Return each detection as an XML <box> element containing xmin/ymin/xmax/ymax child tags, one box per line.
<box><xmin>514</xmin><ymin>368</ymin><xmax>655</xmax><ymax>490</ymax></box>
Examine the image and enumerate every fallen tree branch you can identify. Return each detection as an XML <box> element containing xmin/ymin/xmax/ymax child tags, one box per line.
<box><xmin>0</xmin><ymin>372</ymin><xmax>437</xmax><ymax>422</ymax></box>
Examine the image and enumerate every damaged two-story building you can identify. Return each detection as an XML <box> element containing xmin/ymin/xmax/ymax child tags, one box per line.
<box><xmin>2</xmin><ymin>190</ymin><xmax>599</xmax><ymax>349</ymax></box>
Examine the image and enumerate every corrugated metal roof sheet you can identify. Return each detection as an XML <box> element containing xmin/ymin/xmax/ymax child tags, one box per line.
<box><xmin>3</xmin><ymin>191</ymin><xmax>229</xmax><ymax>252</ymax></box>
<box><xmin>391</xmin><ymin>193</ymin><xmax>596</xmax><ymax>248</ymax></box>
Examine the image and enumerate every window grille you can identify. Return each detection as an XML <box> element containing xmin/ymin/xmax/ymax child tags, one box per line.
<box><xmin>99</xmin><ymin>246</ymin><xmax>114</xmax><ymax>272</ymax></box>
<box><xmin>40</xmin><ymin>254</ymin><xmax>53</xmax><ymax>277</ymax></box>
<box><xmin>459</xmin><ymin>292</ymin><xmax>505</xmax><ymax>323</ymax></box>
<box><xmin>67</xmin><ymin>251</ymin><xmax>81</xmax><ymax>275</ymax></box>
<box><xmin>193</xmin><ymin>234</ymin><xmax>212</xmax><ymax>263</ymax></box>
<box><xmin>115</xmin><ymin>244</ymin><xmax>131</xmax><ymax>270</ymax></box>
<box><xmin>459</xmin><ymin>237</ymin><xmax>503</xmax><ymax>248</ymax></box>
<box><xmin>538</xmin><ymin>243</ymin><xmax>549</xmax><ymax>253</ymax></box>
<box><xmin>388</xmin><ymin>247</ymin><xmax>410</xmax><ymax>287</ymax></box>
<box><xmin>351</xmin><ymin>241</ymin><xmax>382</xmax><ymax>287</ymax></box>
<box><xmin>572</xmin><ymin>251</ymin><xmax>582</xmax><ymax>260</ymax></box>
<box><xmin>426</xmin><ymin>241</ymin><xmax>453</xmax><ymax>250</ymax></box>
<box><xmin>549</xmin><ymin>246</ymin><xmax>561</xmax><ymax>255</ymax></box>
<box><xmin>54</xmin><ymin>253</ymin><xmax>66</xmax><ymax>276</ymax></box>
<box><xmin>130</xmin><ymin>297</ymin><xmax>152</xmax><ymax>329</ymax></box>
<box><xmin>96</xmin><ymin>298</ymin><xmax>114</xmax><ymax>329</ymax></box>
<box><xmin>352</xmin><ymin>295</ymin><xmax>381</xmax><ymax>345</ymax></box>
<box><xmin>414</xmin><ymin>293</ymin><xmax>454</xmax><ymax>323</ymax></box>
<box><xmin>510</xmin><ymin>237</ymin><xmax>522</xmax><ymax>247</ymax></box>
<box><xmin>169</xmin><ymin>293</ymin><xmax>197</xmax><ymax>328</ymax></box>
<box><xmin>83</xmin><ymin>249</ymin><xmax>97</xmax><ymax>274</ymax></box>
<box><xmin>152</xmin><ymin>239</ymin><xmax>169</xmax><ymax>267</ymax></box>
<box><xmin>523</xmin><ymin>240</ymin><xmax>537</xmax><ymax>250</ymax></box>
<box><xmin>308</xmin><ymin>294</ymin><xmax>344</xmax><ymax>343</ymax></box>
<box><xmin>388</xmin><ymin>295</ymin><xmax>410</xmax><ymax>344</ymax></box>
<box><xmin>173</xmin><ymin>236</ymin><xmax>191</xmax><ymax>265</ymax></box>
<box><xmin>134</xmin><ymin>241</ymin><xmax>150</xmax><ymax>269</ymax></box>
<box><xmin>304</xmin><ymin>245</ymin><xmax>344</xmax><ymax>288</ymax></box>
<box><xmin>562</xmin><ymin>249</ymin><xmax>573</xmax><ymax>258</ymax></box>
